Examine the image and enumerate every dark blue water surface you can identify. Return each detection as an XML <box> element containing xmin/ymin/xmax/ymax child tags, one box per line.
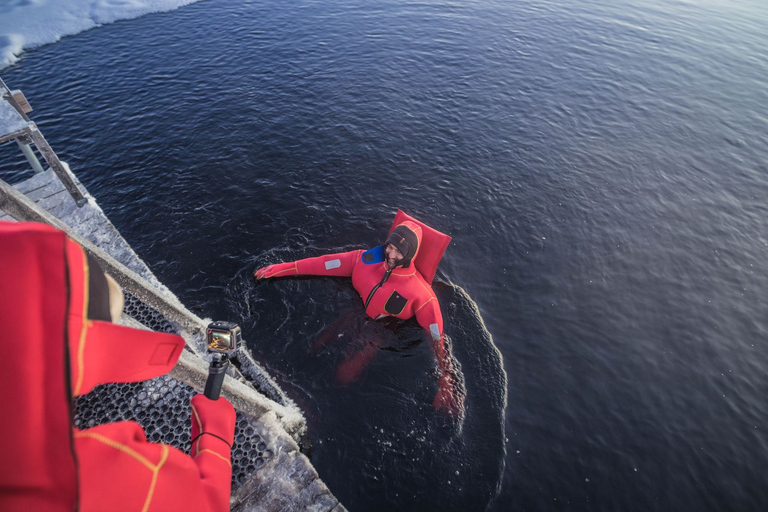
<box><xmin>3</xmin><ymin>0</ymin><xmax>768</xmax><ymax>510</ymax></box>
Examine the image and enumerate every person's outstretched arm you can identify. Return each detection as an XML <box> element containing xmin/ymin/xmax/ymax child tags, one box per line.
<box><xmin>254</xmin><ymin>250</ymin><xmax>362</xmax><ymax>280</ymax></box>
<box><xmin>415</xmin><ymin>297</ymin><xmax>465</xmax><ymax>420</ymax></box>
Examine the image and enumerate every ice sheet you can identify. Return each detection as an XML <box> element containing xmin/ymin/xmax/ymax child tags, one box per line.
<box><xmin>0</xmin><ymin>0</ymin><xmax>204</xmax><ymax>69</ymax></box>
<box><xmin>0</xmin><ymin>92</ymin><xmax>29</xmax><ymax>134</ymax></box>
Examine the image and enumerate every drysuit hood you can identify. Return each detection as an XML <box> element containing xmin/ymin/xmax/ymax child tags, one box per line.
<box><xmin>0</xmin><ymin>222</ymin><xmax>184</xmax><ymax>510</ymax></box>
<box><xmin>386</xmin><ymin>210</ymin><xmax>451</xmax><ymax>284</ymax></box>
<box><xmin>386</xmin><ymin>222</ymin><xmax>421</xmax><ymax>268</ymax></box>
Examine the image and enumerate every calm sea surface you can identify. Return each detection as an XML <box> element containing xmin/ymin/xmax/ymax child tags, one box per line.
<box><xmin>2</xmin><ymin>0</ymin><xmax>768</xmax><ymax>510</ymax></box>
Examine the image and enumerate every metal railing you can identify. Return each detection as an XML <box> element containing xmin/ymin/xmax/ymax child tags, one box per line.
<box><xmin>0</xmin><ymin>176</ymin><xmax>305</xmax><ymax>436</ymax></box>
<box><xmin>0</xmin><ymin>77</ymin><xmax>86</xmax><ymax>206</ymax></box>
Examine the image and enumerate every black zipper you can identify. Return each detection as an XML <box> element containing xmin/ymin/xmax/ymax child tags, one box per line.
<box><xmin>364</xmin><ymin>267</ymin><xmax>393</xmax><ymax>311</ymax></box>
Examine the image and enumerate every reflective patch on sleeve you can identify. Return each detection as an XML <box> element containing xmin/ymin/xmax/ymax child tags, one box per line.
<box><xmin>325</xmin><ymin>259</ymin><xmax>341</xmax><ymax>270</ymax></box>
<box><xmin>430</xmin><ymin>323</ymin><xmax>440</xmax><ymax>339</ymax></box>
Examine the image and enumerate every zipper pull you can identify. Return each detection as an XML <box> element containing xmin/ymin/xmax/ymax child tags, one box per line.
<box><xmin>365</xmin><ymin>268</ymin><xmax>394</xmax><ymax>311</ymax></box>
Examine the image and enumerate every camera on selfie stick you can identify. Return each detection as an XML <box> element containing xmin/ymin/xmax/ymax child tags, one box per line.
<box><xmin>204</xmin><ymin>321</ymin><xmax>242</xmax><ymax>400</ymax></box>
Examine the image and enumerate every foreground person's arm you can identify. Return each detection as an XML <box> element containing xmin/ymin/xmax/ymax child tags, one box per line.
<box><xmin>189</xmin><ymin>394</ymin><xmax>237</xmax><ymax>511</ymax></box>
<box><xmin>75</xmin><ymin>394</ymin><xmax>236</xmax><ymax>512</ymax></box>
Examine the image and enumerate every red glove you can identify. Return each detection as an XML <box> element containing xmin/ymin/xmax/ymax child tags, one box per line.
<box><xmin>189</xmin><ymin>394</ymin><xmax>236</xmax><ymax>511</ymax></box>
<box><xmin>190</xmin><ymin>393</ymin><xmax>236</xmax><ymax>448</ymax></box>
<box><xmin>254</xmin><ymin>264</ymin><xmax>275</xmax><ymax>280</ymax></box>
<box><xmin>254</xmin><ymin>262</ymin><xmax>297</xmax><ymax>280</ymax></box>
<box><xmin>433</xmin><ymin>370</ymin><xmax>465</xmax><ymax>420</ymax></box>
<box><xmin>429</xmin><ymin>334</ymin><xmax>464</xmax><ymax>420</ymax></box>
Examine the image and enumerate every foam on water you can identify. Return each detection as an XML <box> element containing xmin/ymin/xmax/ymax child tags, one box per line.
<box><xmin>0</xmin><ymin>0</ymin><xmax>204</xmax><ymax>69</ymax></box>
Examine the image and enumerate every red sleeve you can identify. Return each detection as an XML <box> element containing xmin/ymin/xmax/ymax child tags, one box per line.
<box><xmin>415</xmin><ymin>295</ymin><xmax>451</xmax><ymax>369</ymax></box>
<box><xmin>75</xmin><ymin>399</ymin><xmax>235</xmax><ymax>512</ymax></box>
<box><xmin>189</xmin><ymin>394</ymin><xmax>236</xmax><ymax>512</ymax></box>
<box><xmin>415</xmin><ymin>294</ymin><xmax>443</xmax><ymax>341</ymax></box>
<box><xmin>414</xmin><ymin>294</ymin><xmax>465</xmax><ymax>419</ymax></box>
<box><xmin>259</xmin><ymin>250</ymin><xmax>360</xmax><ymax>278</ymax></box>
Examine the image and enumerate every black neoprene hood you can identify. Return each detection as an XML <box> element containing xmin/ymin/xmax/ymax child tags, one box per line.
<box><xmin>386</xmin><ymin>225</ymin><xmax>419</xmax><ymax>268</ymax></box>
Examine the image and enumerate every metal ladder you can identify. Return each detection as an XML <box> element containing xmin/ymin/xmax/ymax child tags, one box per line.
<box><xmin>0</xmin><ymin>76</ymin><xmax>86</xmax><ymax>206</ymax></box>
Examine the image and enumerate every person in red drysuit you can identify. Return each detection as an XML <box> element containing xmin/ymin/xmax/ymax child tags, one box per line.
<box><xmin>254</xmin><ymin>211</ymin><xmax>464</xmax><ymax>419</ymax></box>
<box><xmin>0</xmin><ymin>221</ymin><xmax>236</xmax><ymax>512</ymax></box>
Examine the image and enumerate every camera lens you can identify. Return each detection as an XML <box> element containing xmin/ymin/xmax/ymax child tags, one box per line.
<box><xmin>210</xmin><ymin>331</ymin><xmax>232</xmax><ymax>350</ymax></box>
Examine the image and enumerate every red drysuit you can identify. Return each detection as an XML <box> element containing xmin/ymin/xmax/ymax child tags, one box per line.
<box><xmin>0</xmin><ymin>222</ymin><xmax>236</xmax><ymax>512</ymax></box>
<box><xmin>255</xmin><ymin>210</ymin><xmax>463</xmax><ymax>418</ymax></box>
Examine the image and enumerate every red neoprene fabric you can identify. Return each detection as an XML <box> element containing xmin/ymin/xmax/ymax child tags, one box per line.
<box><xmin>75</xmin><ymin>396</ymin><xmax>235</xmax><ymax>512</ymax></box>
<box><xmin>0</xmin><ymin>222</ymin><xmax>78</xmax><ymax>512</ymax></box>
<box><xmin>0</xmin><ymin>222</ymin><xmax>236</xmax><ymax>512</ymax></box>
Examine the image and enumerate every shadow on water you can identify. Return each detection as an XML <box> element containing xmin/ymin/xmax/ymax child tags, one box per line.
<box><xmin>227</xmin><ymin>263</ymin><xmax>507</xmax><ymax>511</ymax></box>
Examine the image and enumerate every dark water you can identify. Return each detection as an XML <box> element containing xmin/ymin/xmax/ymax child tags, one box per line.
<box><xmin>3</xmin><ymin>0</ymin><xmax>768</xmax><ymax>510</ymax></box>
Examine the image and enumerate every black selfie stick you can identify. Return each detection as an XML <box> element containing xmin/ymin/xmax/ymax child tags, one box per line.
<box><xmin>203</xmin><ymin>321</ymin><xmax>241</xmax><ymax>400</ymax></box>
<box><xmin>204</xmin><ymin>353</ymin><xmax>230</xmax><ymax>400</ymax></box>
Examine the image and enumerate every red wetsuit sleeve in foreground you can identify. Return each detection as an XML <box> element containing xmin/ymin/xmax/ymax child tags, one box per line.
<box><xmin>189</xmin><ymin>394</ymin><xmax>237</xmax><ymax>511</ymax></box>
<box><xmin>254</xmin><ymin>250</ymin><xmax>361</xmax><ymax>279</ymax></box>
<box><xmin>74</xmin><ymin>395</ymin><xmax>235</xmax><ymax>512</ymax></box>
<box><xmin>0</xmin><ymin>222</ymin><xmax>239</xmax><ymax>511</ymax></box>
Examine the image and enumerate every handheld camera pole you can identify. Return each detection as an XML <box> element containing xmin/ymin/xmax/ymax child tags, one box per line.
<box><xmin>204</xmin><ymin>353</ymin><xmax>229</xmax><ymax>400</ymax></box>
<box><xmin>203</xmin><ymin>321</ymin><xmax>242</xmax><ymax>401</ymax></box>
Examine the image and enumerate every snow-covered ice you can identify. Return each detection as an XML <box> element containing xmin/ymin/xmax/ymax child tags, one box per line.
<box><xmin>0</xmin><ymin>0</ymin><xmax>204</xmax><ymax>69</ymax></box>
<box><xmin>0</xmin><ymin>90</ymin><xmax>30</xmax><ymax>134</ymax></box>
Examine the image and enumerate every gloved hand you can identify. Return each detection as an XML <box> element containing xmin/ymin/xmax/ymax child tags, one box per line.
<box><xmin>189</xmin><ymin>394</ymin><xmax>236</xmax><ymax>511</ymax></box>
<box><xmin>254</xmin><ymin>261</ymin><xmax>299</xmax><ymax>282</ymax></box>
<box><xmin>190</xmin><ymin>393</ymin><xmax>236</xmax><ymax>447</ymax></box>
<box><xmin>432</xmin><ymin>370</ymin><xmax>465</xmax><ymax>420</ymax></box>
<box><xmin>253</xmin><ymin>264</ymin><xmax>276</xmax><ymax>281</ymax></box>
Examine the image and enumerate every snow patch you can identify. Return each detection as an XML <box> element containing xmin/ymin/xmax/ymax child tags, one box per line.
<box><xmin>0</xmin><ymin>90</ymin><xmax>30</xmax><ymax>134</ymax></box>
<box><xmin>0</xmin><ymin>0</ymin><xmax>205</xmax><ymax>69</ymax></box>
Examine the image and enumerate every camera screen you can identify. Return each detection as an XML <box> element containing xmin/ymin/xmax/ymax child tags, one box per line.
<box><xmin>209</xmin><ymin>330</ymin><xmax>233</xmax><ymax>351</ymax></box>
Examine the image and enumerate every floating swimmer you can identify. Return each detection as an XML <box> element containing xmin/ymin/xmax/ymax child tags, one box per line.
<box><xmin>254</xmin><ymin>210</ymin><xmax>465</xmax><ymax>420</ymax></box>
